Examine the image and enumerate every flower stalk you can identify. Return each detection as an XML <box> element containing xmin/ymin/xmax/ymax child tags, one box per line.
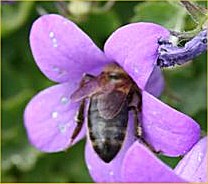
<box><xmin>180</xmin><ymin>1</ymin><xmax>207</xmax><ymax>25</ymax></box>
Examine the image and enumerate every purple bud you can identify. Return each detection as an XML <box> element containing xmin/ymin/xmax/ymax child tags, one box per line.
<box><xmin>1</xmin><ymin>0</ymin><xmax>15</xmax><ymax>4</ymax></box>
<box><xmin>157</xmin><ymin>29</ymin><xmax>207</xmax><ymax>67</ymax></box>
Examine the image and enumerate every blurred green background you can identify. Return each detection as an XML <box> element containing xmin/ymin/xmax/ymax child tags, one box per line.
<box><xmin>1</xmin><ymin>0</ymin><xmax>207</xmax><ymax>182</ymax></box>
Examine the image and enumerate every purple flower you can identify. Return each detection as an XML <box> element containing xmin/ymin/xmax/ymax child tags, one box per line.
<box><xmin>24</xmin><ymin>14</ymin><xmax>200</xmax><ymax>182</ymax></box>
<box><xmin>120</xmin><ymin>136</ymin><xmax>207</xmax><ymax>182</ymax></box>
<box><xmin>175</xmin><ymin>136</ymin><xmax>207</xmax><ymax>182</ymax></box>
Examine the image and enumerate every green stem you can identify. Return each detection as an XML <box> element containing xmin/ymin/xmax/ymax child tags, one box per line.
<box><xmin>169</xmin><ymin>1</ymin><xmax>207</xmax><ymax>40</ymax></box>
<box><xmin>180</xmin><ymin>0</ymin><xmax>207</xmax><ymax>25</ymax></box>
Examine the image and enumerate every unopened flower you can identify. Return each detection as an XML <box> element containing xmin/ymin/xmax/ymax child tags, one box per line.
<box><xmin>157</xmin><ymin>29</ymin><xmax>207</xmax><ymax>67</ymax></box>
<box><xmin>24</xmin><ymin>14</ymin><xmax>200</xmax><ymax>182</ymax></box>
<box><xmin>1</xmin><ymin>0</ymin><xmax>15</xmax><ymax>4</ymax></box>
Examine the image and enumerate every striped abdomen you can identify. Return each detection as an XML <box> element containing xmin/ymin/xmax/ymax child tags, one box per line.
<box><xmin>88</xmin><ymin>95</ymin><xmax>128</xmax><ymax>163</ymax></box>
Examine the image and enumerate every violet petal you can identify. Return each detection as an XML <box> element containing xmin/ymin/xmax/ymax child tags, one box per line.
<box><xmin>85</xmin><ymin>112</ymin><xmax>136</xmax><ymax>182</ymax></box>
<box><xmin>24</xmin><ymin>83</ymin><xmax>86</xmax><ymax>152</ymax></box>
<box><xmin>174</xmin><ymin>137</ymin><xmax>207</xmax><ymax>182</ymax></box>
<box><xmin>145</xmin><ymin>66</ymin><xmax>165</xmax><ymax>97</ymax></box>
<box><xmin>142</xmin><ymin>91</ymin><xmax>200</xmax><ymax>156</ymax></box>
<box><xmin>104</xmin><ymin>22</ymin><xmax>169</xmax><ymax>89</ymax></box>
<box><xmin>30</xmin><ymin>14</ymin><xmax>110</xmax><ymax>84</ymax></box>
<box><xmin>121</xmin><ymin>141</ymin><xmax>185</xmax><ymax>182</ymax></box>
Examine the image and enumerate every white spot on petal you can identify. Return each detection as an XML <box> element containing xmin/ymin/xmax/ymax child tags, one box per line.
<box><xmin>52</xmin><ymin>66</ymin><xmax>60</xmax><ymax>72</ymax></box>
<box><xmin>52</xmin><ymin>66</ymin><xmax>66</xmax><ymax>77</ymax></box>
<box><xmin>198</xmin><ymin>152</ymin><xmax>203</xmax><ymax>162</ymax></box>
<box><xmin>88</xmin><ymin>164</ymin><xmax>92</xmax><ymax>170</ymax></box>
<box><xmin>49</xmin><ymin>31</ymin><xmax>54</xmax><ymax>38</ymax></box>
<box><xmin>52</xmin><ymin>38</ymin><xmax>58</xmax><ymax>47</ymax></box>
<box><xmin>109</xmin><ymin>170</ymin><xmax>114</xmax><ymax>176</ymax></box>
<box><xmin>152</xmin><ymin>111</ymin><xmax>157</xmax><ymax>115</ymax></box>
<box><xmin>182</xmin><ymin>150</ymin><xmax>187</xmax><ymax>154</ymax></box>
<box><xmin>53</xmin><ymin>43</ymin><xmax>58</xmax><ymax>48</ymax></box>
<box><xmin>52</xmin><ymin>111</ymin><xmax>58</xmax><ymax>119</ymax></box>
<box><xmin>63</xmin><ymin>20</ymin><xmax>68</xmax><ymax>25</ymax></box>
<box><xmin>52</xmin><ymin>38</ymin><xmax>56</xmax><ymax>43</ymax></box>
<box><xmin>61</xmin><ymin>96</ymin><xmax>69</xmax><ymax>104</ymax></box>
<box><xmin>57</xmin><ymin>123</ymin><xmax>71</xmax><ymax>134</ymax></box>
<box><xmin>66</xmin><ymin>123</ymin><xmax>71</xmax><ymax>128</ymax></box>
<box><xmin>134</xmin><ymin>68</ymin><xmax>139</xmax><ymax>74</ymax></box>
<box><xmin>58</xmin><ymin>124</ymin><xmax>67</xmax><ymax>134</ymax></box>
<box><xmin>49</xmin><ymin>31</ymin><xmax>58</xmax><ymax>48</ymax></box>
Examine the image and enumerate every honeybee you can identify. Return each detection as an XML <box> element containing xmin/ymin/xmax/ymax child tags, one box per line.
<box><xmin>70</xmin><ymin>63</ymin><xmax>142</xmax><ymax>163</ymax></box>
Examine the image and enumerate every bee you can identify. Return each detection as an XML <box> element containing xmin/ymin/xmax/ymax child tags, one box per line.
<box><xmin>70</xmin><ymin>63</ymin><xmax>142</xmax><ymax>163</ymax></box>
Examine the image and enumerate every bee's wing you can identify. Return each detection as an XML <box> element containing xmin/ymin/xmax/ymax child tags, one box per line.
<box><xmin>97</xmin><ymin>90</ymin><xmax>128</xmax><ymax>119</ymax></box>
<box><xmin>70</xmin><ymin>79</ymin><xmax>101</xmax><ymax>102</ymax></box>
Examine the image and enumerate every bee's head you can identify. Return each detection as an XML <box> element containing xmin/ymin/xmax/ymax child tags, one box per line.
<box><xmin>102</xmin><ymin>63</ymin><xmax>130</xmax><ymax>84</ymax></box>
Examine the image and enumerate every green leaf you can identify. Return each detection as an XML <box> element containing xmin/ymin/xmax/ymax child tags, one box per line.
<box><xmin>131</xmin><ymin>1</ymin><xmax>187</xmax><ymax>31</ymax></box>
<box><xmin>180</xmin><ymin>1</ymin><xmax>207</xmax><ymax>25</ymax></box>
<box><xmin>1</xmin><ymin>1</ymin><xmax>35</xmax><ymax>37</ymax></box>
<box><xmin>2</xmin><ymin>89</ymin><xmax>92</xmax><ymax>182</ymax></box>
<box><xmin>2</xmin><ymin>24</ymin><xmax>54</xmax><ymax>100</ymax></box>
<box><xmin>161</xmin><ymin>53</ymin><xmax>207</xmax><ymax>118</ymax></box>
<box><xmin>2</xmin><ymin>90</ymin><xmax>41</xmax><ymax>173</ymax></box>
<box><xmin>158</xmin><ymin>155</ymin><xmax>182</xmax><ymax>169</ymax></box>
<box><xmin>19</xmin><ymin>141</ymin><xmax>92</xmax><ymax>182</ymax></box>
<box><xmin>193</xmin><ymin>109</ymin><xmax>207</xmax><ymax>132</ymax></box>
<box><xmin>114</xmin><ymin>1</ymin><xmax>139</xmax><ymax>24</ymax></box>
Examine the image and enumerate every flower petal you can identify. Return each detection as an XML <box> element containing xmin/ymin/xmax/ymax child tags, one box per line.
<box><xmin>121</xmin><ymin>141</ymin><xmax>185</xmax><ymax>182</ymax></box>
<box><xmin>142</xmin><ymin>91</ymin><xmax>200</xmax><ymax>156</ymax></box>
<box><xmin>85</xmin><ymin>112</ymin><xmax>136</xmax><ymax>182</ymax></box>
<box><xmin>174</xmin><ymin>137</ymin><xmax>207</xmax><ymax>182</ymax></box>
<box><xmin>104</xmin><ymin>22</ymin><xmax>169</xmax><ymax>89</ymax></box>
<box><xmin>145</xmin><ymin>66</ymin><xmax>164</xmax><ymax>97</ymax></box>
<box><xmin>30</xmin><ymin>14</ymin><xmax>110</xmax><ymax>83</ymax></box>
<box><xmin>24</xmin><ymin>83</ymin><xmax>86</xmax><ymax>152</ymax></box>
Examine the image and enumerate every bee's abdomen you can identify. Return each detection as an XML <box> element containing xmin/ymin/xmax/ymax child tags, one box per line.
<box><xmin>88</xmin><ymin>97</ymin><xmax>128</xmax><ymax>163</ymax></box>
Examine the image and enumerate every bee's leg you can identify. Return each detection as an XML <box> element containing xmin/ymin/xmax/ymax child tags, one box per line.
<box><xmin>128</xmin><ymin>106</ymin><xmax>142</xmax><ymax>138</ymax></box>
<box><xmin>130</xmin><ymin>106</ymin><xmax>161</xmax><ymax>154</ymax></box>
<box><xmin>67</xmin><ymin>74</ymin><xmax>95</xmax><ymax>147</ymax></box>
<box><xmin>128</xmin><ymin>90</ymin><xmax>142</xmax><ymax>137</ymax></box>
<box><xmin>69</xmin><ymin>74</ymin><xmax>95</xmax><ymax>140</ymax></box>
<box><xmin>69</xmin><ymin>99</ymin><xmax>86</xmax><ymax>146</ymax></box>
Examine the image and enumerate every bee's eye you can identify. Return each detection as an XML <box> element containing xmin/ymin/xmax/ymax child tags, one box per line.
<box><xmin>108</xmin><ymin>73</ymin><xmax>121</xmax><ymax>80</ymax></box>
